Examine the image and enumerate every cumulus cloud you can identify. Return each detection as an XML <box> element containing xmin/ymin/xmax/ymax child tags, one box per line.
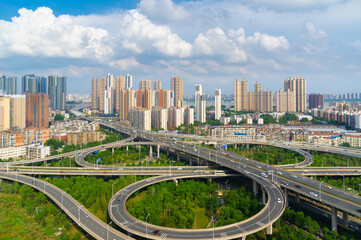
<box><xmin>0</xmin><ymin>7</ymin><xmax>112</xmax><ymax>59</ymax></box>
<box><xmin>109</xmin><ymin>57</ymin><xmax>141</xmax><ymax>70</ymax></box>
<box><xmin>139</xmin><ymin>0</ymin><xmax>189</xmax><ymax>22</ymax></box>
<box><xmin>118</xmin><ymin>10</ymin><xmax>192</xmax><ymax>58</ymax></box>
<box><xmin>251</xmin><ymin>0</ymin><xmax>342</xmax><ymax>11</ymax></box>
<box><xmin>305</xmin><ymin>22</ymin><xmax>327</xmax><ymax>39</ymax></box>
<box><xmin>194</xmin><ymin>27</ymin><xmax>247</xmax><ymax>63</ymax></box>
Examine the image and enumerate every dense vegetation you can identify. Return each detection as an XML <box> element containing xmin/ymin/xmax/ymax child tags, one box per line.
<box><xmin>47</xmin><ymin>175</ymin><xmax>147</xmax><ymax>222</ymax></box>
<box><xmin>86</xmin><ymin>147</ymin><xmax>187</xmax><ymax>167</ymax></box>
<box><xmin>310</xmin><ymin>151</ymin><xmax>361</xmax><ymax>167</ymax></box>
<box><xmin>45</xmin><ymin>130</ymin><xmax>122</xmax><ymax>156</ymax></box>
<box><xmin>228</xmin><ymin>144</ymin><xmax>304</xmax><ymax>165</ymax></box>
<box><xmin>315</xmin><ymin>176</ymin><xmax>361</xmax><ymax>196</ymax></box>
<box><xmin>126</xmin><ymin>179</ymin><xmax>261</xmax><ymax>229</ymax></box>
<box><xmin>0</xmin><ymin>181</ymin><xmax>89</xmax><ymax>240</ymax></box>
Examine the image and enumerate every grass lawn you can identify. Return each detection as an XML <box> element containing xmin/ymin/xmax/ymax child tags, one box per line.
<box><xmin>193</xmin><ymin>207</ymin><xmax>209</xmax><ymax>229</ymax></box>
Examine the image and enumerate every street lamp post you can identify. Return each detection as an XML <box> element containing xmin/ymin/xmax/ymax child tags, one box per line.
<box><xmin>107</xmin><ymin>221</ymin><xmax>112</xmax><ymax>240</ymax></box>
<box><xmin>146</xmin><ymin>213</ymin><xmax>150</xmax><ymax>239</ymax></box>
<box><xmin>59</xmin><ymin>159</ymin><xmax>62</xmax><ymax>173</ymax></box>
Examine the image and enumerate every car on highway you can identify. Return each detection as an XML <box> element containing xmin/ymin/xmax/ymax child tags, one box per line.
<box><xmin>291</xmin><ymin>174</ymin><xmax>298</xmax><ymax>178</ymax></box>
<box><xmin>205</xmin><ymin>171</ymin><xmax>210</xmax><ymax>174</ymax></box>
<box><xmin>153</xmin><ymin>230</ymin><xmax>161</xmax><ymax>235</ymax></box>
<box><xmin>177</xmin><ymin>167</ymin><xmax>182</xmax><ymax>170</ymax></box>
<box><xmin>117</xmin><ymin>199</ymin><xmax>120</xmax><ymax>204</ymax></box>
<box><xmin>146</xmin><ymin>179</ymin><xmax>152</xmax><ymax>182</ymax></box>
<box><xmin>192</xmin><ymin>170</ymin><xmax>198</xmax><ymax>173</ymax></box>
<box><xmin>322</xmin><ymin>213</ymin><xmax>328</xmax><ymax>218</ymax></box>
<box><xmin>324</xmin><ymin>184</ymin><xmax>332</xmax><ymax>189</ymax></box>
<box><xmin>277</xmin><ymin>198</ymin><xmax>281</xmax><ymax>203</ymax></box>
<box><xmin>261</xmin><ymin>173</ymin><xmax>268</xmax><ymax>178</ymax></box>
<box><xmin>349</xmin><ymin>224</ymin><xmax>360</xmax><ymax>231</ymax></box>
<box><xmin>281</xmin><ymin>181</ymin><xmax>289</xmax><ymax>186</ymax></box>
<box><xmin>276</xmin><ymin>171</ymin><xmax>283</xmax><ymax>175</ymax></box>
<box><xmin>309</xmin><ymin>192</ymin><xmax>318</xmax><ymax>197</ymax></box>
<box><xmin>295</xmin><ymin>185</ymin><xmax>301</xmax><ymax>188</ymax></box>
<box><xmin>118</xmin><ymin>168</ymin><xmax>123</xmax><ymax>170</ymax></box>
<box><xmin>244</xmin><ymin>171</ymin><xmax>250</xmax><ymax>174</ymax></box>
<box><xmin>59</xmin><ymin>171</ymin><xmax>64</xmax><ymax>173</ymax></box>
<box><xmin>257</xmin><ymin>165</ymin><xmax>262</xmax><ymax>169</ymax></box>
<box><xmin>357</xmin><ymin>209</ymin><xmax>361</xmax><ymax>213</ymax></box>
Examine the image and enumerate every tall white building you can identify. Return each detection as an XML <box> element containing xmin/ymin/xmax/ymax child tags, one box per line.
<box><xmin>125</xmin><ymin>74</ymin><xmax>133</xmax><ymax>89</ymax></box>
<box><xmin>152</xmin><ymin>108</ymin><xmax>168</xmax><ymax>130</ymax></box>
<box><xmin>168</xmin><ymin>107</ymin><xmax>184</xmax><ymax>128</ymax></box>
<box><xmin>195</xmin><ymin>84</ymin><xmax>206</xmax><ymax>123</ymax></box>
<box><xmin>185</xmin><ymin>106</ymin><xmax>194</xmax><ymax>125</ymax></box>
<box><xmin>130</xmin><ymin>108</ymin><xmax>151</xmax><ymax>131</ymax></box>
<box><xmin>104</xmin><ymin>73</ymin><xmax>113</xmax><ymax>114</ymax></box>
<box><xmin>215</xmin><ymin>89</ymin><xmax>221</xmax><ymax>120</ymax></box>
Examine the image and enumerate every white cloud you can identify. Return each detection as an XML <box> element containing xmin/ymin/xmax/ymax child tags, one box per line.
<box><xmin>118</xmin><ymin>10</ymin><xmax>192</xmax><ymax>58</ymax></box>
<box><xmin>0</xmin><ymin>7</ymin><xmax>112</xmax><ymax>59</ymax></box>
<box><xmin>139</xmin><ymin>0</ymin><xmax>189</xmax><ymax>22</ymax></box>
<box><xmin>251</xmin><ymin>0</ymin><xmax>342</xmax><ymax>11</ymax></box>
<box><xmin>305</xmin><ymin>22</ymin><xmax>327</xmax><ymax>39</ymax></box>
<box><xmin>351</xmin><ymin>40</ymin><xmax>361</xmax><ymax>51</ymax></box>
<box><xmin>194</xmin><ymin>28</ymin><xmax>247</xmax><ymax>63</ymax></box>
<box><xmin>109</xmin><ymin>57</ymin><xmax>140</xmax><ymax>70</ymax></box>
<box><xmin>246</xmin><ymin>32</ymin><xmax>290</xmax><ymax>51</ymax></box>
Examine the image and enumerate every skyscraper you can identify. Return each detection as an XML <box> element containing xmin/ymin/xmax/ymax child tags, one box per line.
<box><xmin>0</xmin><ymin>76</ymin><xmax>17</xmax><ymax>95</ymax></box>
<box><xmin>125</xmin><ymin>74</ymin><xmax>133</xmax><ymax>89</ymax></box>
<box><xmin>170</xmin><ymin>76</ymin><xmax>183</xmax><ymax>108</ymax></box>
<box><xmin>185</xmin><ymin>106</ymin><xmax>194</xmax><ymax>125</ymax></box>
<box><xmin>104</xmin><ymin>73</ymin><xmax>114</xmax><ymax>114</ymax></box>
<box><xmin>91</xmin><ymin>77</ymin><xmax>106</xmax><ymax>111</ymax></box>
<box><xmin>152</xmin><ymin>107</ymin><xmax>168</xmax><ymax>130</ymax></box>
<box><xmin>119</xmin><ymin>89</ymin><xmax>135</xmax><ymax>120</ymax></box>
<box><xmin>22</xmin><ymin>74</ymin><xmax>38</xmax><ymax>94</ymax></box>
<box><xmin>153</xmin><ymin>80</ymin><xmax>161</xmax><ymax>91</ymax></box>
<box><xmin>215</xmin><ymin>89</ymin><xmax>221</xmax><ymax>120</ymax></box>
<box><xmin>276</xmin><ymin>89</ymin><xmax>294</xmax><ymax>112</ymax></box>
<box><xmin>114</xmin><ymin>76</ymin><xmax>125</xmax><ymax>113</ymax></box>
<box><xmin>195</xmin><ymin>84</ymin><xmax>206</xmax><ymax>123</ymax></box>
<box><xmin>309</xmin><ymin>93</ymin><xmax>324</xmax><ymax>109</ymax></box>
<box><xmin>129</xmin><ymin>108</ymin><xmax>151</xmax><ymax>131</ymax></box>
<box><xmin>284</xmin><ymin>77</ymin><xmax>307</xmax><ymax>112</ymax></box>
<box><xmin>10</xmin><ymin>95</ymin><xmax>26</xmax><ymax>130</ymax></box>
<box><xmin>234</xmin><ymin>78</ymin><xmax>249</xmax><ymax>111</ymax></box>
<box><xmin>0</xmin><ymin>96</ymin><xmax>10</xmax><ymax>131</ymax></box>
<box><xmin>48</xmin><ymin>75</ymin><xmax>67</xmax><ymax>110</ymax></box>
<box><xmin>26</xmin><ymin>93</ymin><xmax>49</xmax><ymax>128</ymax></box>
<box><xmin>139</xmin><ymin>79</ymin><xmax>151</xmax><ymax>90</ymax></box>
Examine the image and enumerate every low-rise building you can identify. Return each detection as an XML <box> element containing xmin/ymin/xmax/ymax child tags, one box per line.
<box><xmin>66</xmin><ymin>131</ymin><xmax>101</xmax><ymax>145</ymax></box>
<box><xmin>0</xmin><ymin>145</ymin><xmax>26</xmax><ymax>160</ymax></box>
<box><xmin>27</xmin><ymin>144</ymin><xmax>50</xmax><ymax>159</ymax></box>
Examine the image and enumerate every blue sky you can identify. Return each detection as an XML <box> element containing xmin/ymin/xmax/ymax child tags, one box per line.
<box><xmin>0</xmin><ymin>0</ymin><xmax>360</xmax><ymax>95</ymax></box>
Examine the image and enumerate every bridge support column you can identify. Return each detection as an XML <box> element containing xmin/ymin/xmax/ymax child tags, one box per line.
<box><xmin>267</xmin><ymin>224</ymin><xmax>273</xmax><ymax>235</ymax></box>
<box><xmin>189</xmin><ymin>154</ymin><xmax>192</xmax><ymax>166</ymax></box>
<box><xmin>157</xmin><ymin>145</ymin><xmax>160</xmax><ymax>158</ymax></box>
<box><xmin>331</xmin><ymin>207</ymin><xmax>338</xmax><ymax>232</ymax></box>
<box><xmin>295</xmin><ymin>193</ymin><xmax>300</xmax><ymax>205</ymax></box>
<box><xmin>173</xmin><ymin>179</ymin><xmax>178</xmax><ymax>186</ymax></box>
<box><xmin>112</xmin><ymin>147</ymin><xmax>114</xmax><ymax>157</ymax></box>
<box><xmin>241</xmin><ymin>236</ymin><xmax>246</xmax><ymax>240</ymax></box>
<box><xmin>176</xmin><ymin>150</ymin><xmax>180</xmax><ymax>162</ymax></box>
<box><xmin>253</xmin><ymin>180</ymin><xmax>259</xmax><ymax>197</ymax></box>
<box><xmin>262</xmin><ymin>188</ymin><xmax>266</xmax><ymax>205</ymax></box>
<box><xmin>166</xmin><ymin>148</ymin><xmax>169</xmax><ymax>156</ymax></box>
<box><xmin>149</xmin><ymin>146</ymin><xmax>153</xmax><ymax>159</ymax></box>
<box><xmin>284</xmin><ymin>188</ymin><xmax>288</xmax><ymax>207</ymax></box>
<box><xmin>342</xmin><ymin>211</ymin><xmax>348</xmax><ymax>228</ymax></box>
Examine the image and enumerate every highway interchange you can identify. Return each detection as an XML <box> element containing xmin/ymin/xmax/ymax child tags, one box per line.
<box><xmin>1</xmin><ymin>114</ymin><xmax>361</xmax><ymax>239</ymax></box>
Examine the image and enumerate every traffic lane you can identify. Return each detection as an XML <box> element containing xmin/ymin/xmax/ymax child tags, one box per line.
<box><xmin>110</xmin><ymin>175</ymin><xmax>284</xmax><ymax>239</ymax></box>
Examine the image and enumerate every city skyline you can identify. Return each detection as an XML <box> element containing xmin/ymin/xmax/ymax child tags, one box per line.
<box><xmin>0</xmin><ymin>0</ymin><xmax>360</xmax><ymax>94</ymax></box>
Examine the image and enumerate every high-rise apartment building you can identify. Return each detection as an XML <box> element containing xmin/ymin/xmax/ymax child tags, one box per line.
<box><xmin>139</xmin><ymin>79</ymin><xmax>151</xmax><ymax>90</ymax></box>
<box><xmin>215</xmin><ymin>89</ymin><xmax>221</xmax><ymax>120</ymax></box>
<box><xmin>0</xmin><ymin>76</ymin><xmax>17</xmax><ymax>95</ymax></box>
<box><xmin>104</xmin><ymin>73</ymin><xmax>113</xmax><ymax>114</ymax></box>
<box><xmin>10</xmin><ymin>95</ymin><xmax>26</xmax><ymax>130</ymax></box>
<box><xmin>276</xmin><ymin>89</ymin><xmax>294</xmax><ymax>112</ymax></box>
<box><xmin>185</xmin><ymin>106</ymin><xmax>194</xmax><ymax>125</ymax></box>
<box><xmin>168</xmin><ymin>107</ymin><xmax>184</xmax><ymax>128</ymax></box>
<box><xmin>136</xmin><ymin>89</ymin><xmax>152</xmax><ymax>110</ymax></box>
<box><xmin>0</xmin><ymin>96</ymin><xmax>10</xmax><ymax>131</ymax></box>
<box><xmin>129</xmin><ymin>108</ymin><xmax>151</xmax><ymax>131</ymax></box>
<box><xmin>26</xmin><ymin>93</ymin><xmax>49</xmax><ymax>128</ymax></box>
<box><xmin>170</xmin><ymin>76</ymin><xmax>183</xmax><ymax>108</ymax></box>
<box><xmin>125</xmin><ymin>74</ymin><xmax>133</xmax><ymax>89</ymax></box>
<box><xmin>234</xmin><ymin>78</ymin><xmax>249</xmax><ymax>111</ymax></box>
<box><xmin>284</xmin><ymin>77</ymin><xmax>307</xmax><ymax>112</ymax></box>
<box><xmin>309</xmin><ymin>93</ymin><xmax>324</xmax><ymax>109</ymax></box>
<box><xmin>91</xmin><ymin>77</ymin><xmax>106</xmax><ymax>111</ymax></box>
<box><xmin>195</xmin><ymin>84</ymin><xmax>206</xmax><ymax>122</ymax></box>
<box><xmin>152</xmin><ymin>107</ymin><xmax>168</xmax><ymax>130</ymax></box>
<box><xmin>153</xmin><ymin>80</ymin><xmax>161</xmax><ymax>91</ymax></box>
<box><xmin>114</xmin><ymin>76</ymin><xmax>125</xmax><ymax>113</ymax></box>
<box><xmin>48</xmin><ymin>75</ymin><xmax>67</xmax><ymax>110</ymax></box>
<box><xmin>119</xmin><ymin>89</ymin><xmax>135</xmax><ymax>120</ymax></box>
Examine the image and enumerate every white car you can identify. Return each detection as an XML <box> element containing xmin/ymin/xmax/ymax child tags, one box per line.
<box><xmin>276</xmin><ymin>171</ymin><xmax>283</xmax><ymax>175</ymax></box>
<box><xmin>177</xmin><ymin>167</ymin><xmax>182</xmax><ymax>170</ymax></box>
<box><xmin>261</xmin><ymin>173</ymin><xmax>268</xmax><ymax>178</ymax></box>
<box><xmin>192</xmin><ymin>170</ymin><xmax>198</xmax><ymax>173</ymax></box>
<box><xmin>277</xmin><ymin>198</ymin><xmax>281</xmax><ymax>203</ymax></box>
<box><xmin>309</xmin><ymin>192</ymin><xmax>318</xmax><ymax>197</ymax></box>
<box><xmin>205</xmin><ymin>171</ymin><xmax>210</xmax><ymax>174</ymax></box>
<box><xmin>291</xmin><ymin>174</ymin><xmax>298</xmax><ymax>178</ymax></box>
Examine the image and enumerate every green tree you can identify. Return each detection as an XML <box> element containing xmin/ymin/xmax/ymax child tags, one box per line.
<box><xmin>54</xmin><ymin>114</ymin><xmax>65</xmax><ymax>121</ymax></box>
<box><xmin>260</xmin><ymin>114</ymin><xmax>275</xmax><ymax>124</ymax></box>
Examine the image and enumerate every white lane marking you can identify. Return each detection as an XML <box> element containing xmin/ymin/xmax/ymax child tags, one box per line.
<box><xmin>160</xmin><ymin>233</ymin><xmax>168</xmax><ymax>238</ymax></box>
<box><xmin>236</xmin><ymin>225</ymin><xmax>245</xmax><ymax>232</ymax></box>
<box><xmin>256</xmin><ymin>221</ymin><xmax>264</xmax><ymax>227</ymax></box>
<box><xmin>220</xmin><ymin>232</ymin><xmax>227</xmax><ymax>237</ymax></box>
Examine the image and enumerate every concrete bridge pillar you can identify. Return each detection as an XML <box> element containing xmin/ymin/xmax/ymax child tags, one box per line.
<box><xmin>331</xmin><ymin>206</ymin><xmax>338</xmax><ymax>232</ymax></box>
<box><xmin>262</xmin><ymin>188</ymin><xmax>266</xmax><ymax>205</ymax></box>
<box><xmin>235</xmin><ymin>144</ymin><xmax>237</xmax><ymax>149</ymax></box>
<box><xmin>112</xmin><ymin>147</ymin><xmax>114</xmax><ymax>157</ymax></box>
<box><xmin>189</xmin><ymin>154</ymin><xmax>192</xmax><ymax>166</ymax></box>
<box><xmin>166</xmin><ymin>148</ymin><xmax>169</xmax><ymax>156</ymax></box>
<box><xmin>267</xmin><ymin>224</ymin><xmax>273</xmax><ymax>235</ymax></box>
<box><xmin>126</xmin><ymin>146</ymin><xmax>128</xmax><ymax>152</ymax></box>
<box><xmin>173</xmin><ymin>179</ymin><xmax>178</xmax><ymax>186</ymax></box>
<box><xmin>295</xmin><ymin>193</ymin><xmax>300</xmax><ymax>205</ymax></box>
<box><xmin>241</xmin><ymin>236</ymin><xmax>246</xmax><ymax>240</ymax></box>
<box><xmin>157</xmin><ymin>145</ymin><xmax>160</xmax><ymax>158</ymax></box>
<box><xmin>342</xmin><ymin>211</ymin><xmax>349</xmax><ymax>228</ymax></box>
<box><xmin>253</xmin><ymin>180</ymin><xmax>259</xmax><ymax>197</ymax></box>
<box><xmin>149</xmin><ymin>146</ymin><xmax>153</xmax><ymax>159</ymax></box>
<box><xmin>284</xmin><ymin>188</ymin><xmax>288</xmax><ymax>207</ymax></box>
